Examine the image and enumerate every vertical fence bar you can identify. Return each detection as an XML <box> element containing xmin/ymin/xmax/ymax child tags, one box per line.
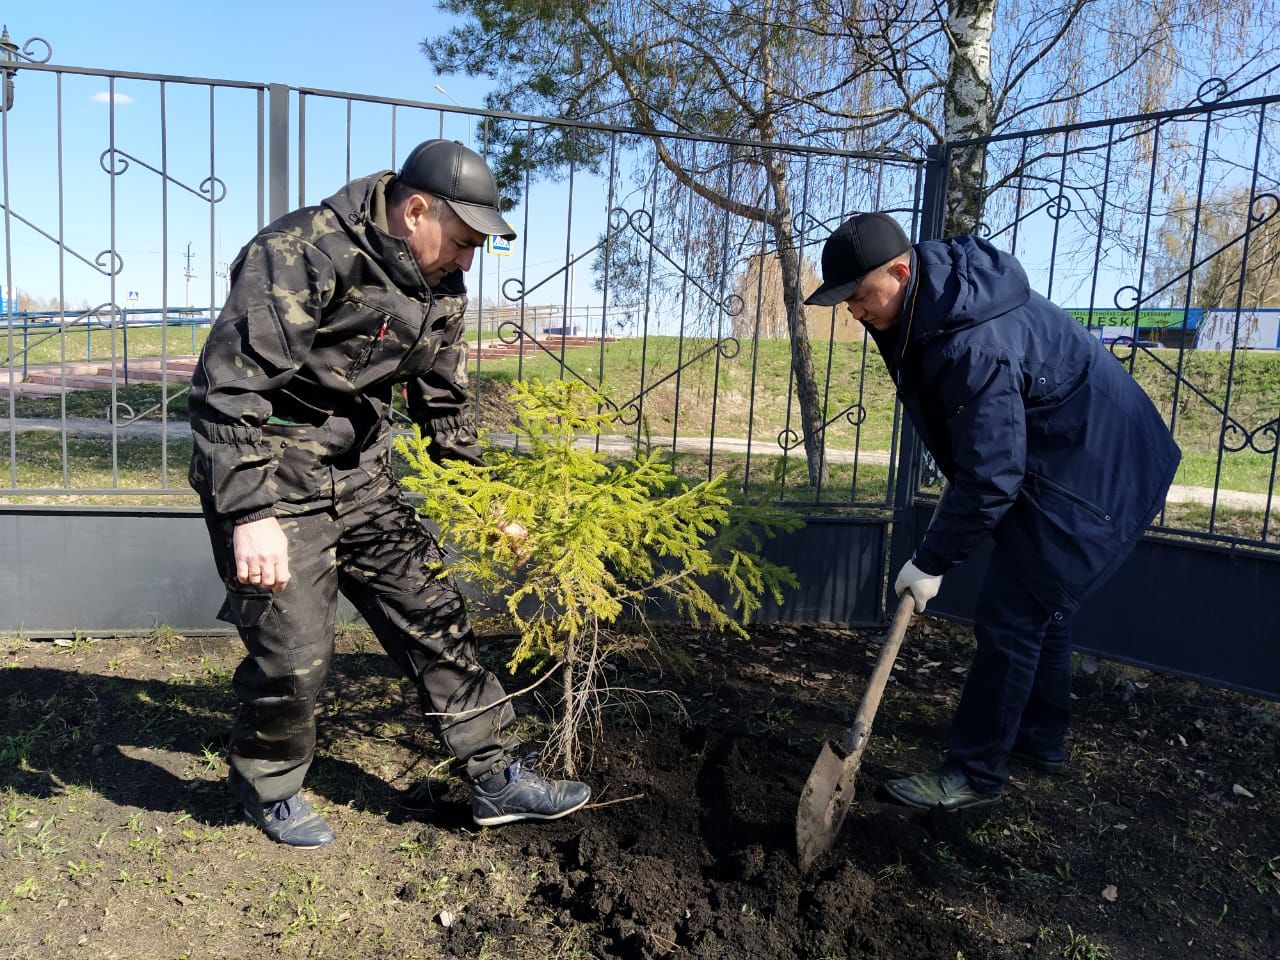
<box><xmin>706</xmin><ymin>150</ymin><xmax>735</xmax><ymax>481</ymax></box>
<box><xmin>160</xmin><ymin>82</ymin><xmax>170</xmax><ymax>486</ymax></box>
<box><xmin>633</xmin><ymin>148</ymin><xmax>659</xmax><ymax>451</ymax></box>
<box><xmin>108</xmin><ymin>76</ymin><xmax>120</xmax><ymax>488</ymax></box>
<box><xmin>594</xmin><ymin>133</ymin><xmax>618</xmax><ymax>453</ymax></box>
<box><xmin>1210</xmin><ymin>103</ymin><xmax>1269</xmax><ymax>533</ymax></box>
<box><xmin>297</xmin><ymin>93</ymin><xmax>307</xmax><ymax>208</ymax></box>
<box><xmin>887</xmin><ymin>145</ymin><xmax>949</xmax><ymax>610</ymax></box>
<box><xmin>268</xmin><ymin>83</ymin><xmax>290</xmax><ymax>222</ymax></box>
<box><xmin>257</xmin><ymin>87</ymin><xmax>265</xmax><ymax>230</ymax></box>
<box><xmin>2</xmin><ymin>51</ymin><xmax>12</xmax><ymax>488</ymax></box>
<box><xmin>671</xmin><ymin>143</ymin><xmax>695</xmax><ymax>454</ymax></box>
<box><xmin>56</xmin><ymin>71</ymin><xmax>68</xmax><ymax>488</ymax></box>
<box><xmin>1083</xmin><ymin>125</ymin><xmax>1115</xmax><ymax>336</ymax></box>
<box><xmin>1043</xmin><ymin>130</ymin><xmax>1070</xmax><ymax>303</ymax></box>
<box><xmin>558</xmin><ymin>156</ymin><xmax>575</xmax><ymax>375</ymax></box>
<box><xmin>743</xmin><ymin>210</ymin><xmax>767</xmax><ymax>493</ymax></box>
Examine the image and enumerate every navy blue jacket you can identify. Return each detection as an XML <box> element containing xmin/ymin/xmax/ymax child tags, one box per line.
<box><xmin>875</xmin><ymin>236</ymin><xmax>1180</xmax><ymax>614</ymax></box>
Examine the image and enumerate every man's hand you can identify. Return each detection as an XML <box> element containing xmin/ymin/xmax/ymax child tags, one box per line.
<box><xmin>233</xmin><ymin>517</ymin><xmax>291</xmax><ymax>593</ymax></box>
<box><xmin>496</xmin><ymin>517</ymin><xmax>530</xmax><ymax>568</ymax></box>
<box><xmin>894</xmin><ymin>559</ymin><xmax>942</xmax><ymax>613</ymax></box>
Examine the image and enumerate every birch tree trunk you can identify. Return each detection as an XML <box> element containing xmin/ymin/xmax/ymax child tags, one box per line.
<box><xmin>765</xmin><ymin>151</ymin><xmax>828</xmax><ymax>489</ymax></box>
<box><xmin>945</xmin><ymin>0</ymin><xmax>997</xmax><ymax>235</ymax></box>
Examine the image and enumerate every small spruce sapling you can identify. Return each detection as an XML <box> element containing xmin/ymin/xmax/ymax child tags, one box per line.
<box><xmin>395</xmin><ymin>378</ymin><xmax>799</xmax><ymax>774</ymax></box>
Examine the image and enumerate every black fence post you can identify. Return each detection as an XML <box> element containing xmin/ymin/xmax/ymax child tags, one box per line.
<box><xmin>886</xmin><ymin>145</ymin><xmax>951</xmax><ymax>614</ymax></box>
<box><xmin>268</xmin><ymin>84</ymin><xmax>290</xmax><ymax>223</ymax></box>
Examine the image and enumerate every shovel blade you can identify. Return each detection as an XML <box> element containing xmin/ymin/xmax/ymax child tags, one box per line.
<box><xmin>795</xmin><ymin>738</ymin><xmax>861</xmax><ymax>870</ymax></box>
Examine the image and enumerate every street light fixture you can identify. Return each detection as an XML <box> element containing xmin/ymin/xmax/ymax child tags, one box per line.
<box><xmin>0</xmin><ymin>26</ymin><xmax>53</xmax><ymax>112</ymax></box>
<box><xmin>0</xmin><ymin>27</ymin><xmax>18</xmax><ymax>112</ymax></box>
<box><xmin>433</xmin><ymin>83</ymin><xmax>472</xmax><ymax>150</ymax></box>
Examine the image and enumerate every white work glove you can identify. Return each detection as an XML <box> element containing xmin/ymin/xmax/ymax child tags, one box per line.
<box><xmin>895</xmin><ymin>558</ymin><xmax>942</xmax><ymax>613</ymax></box>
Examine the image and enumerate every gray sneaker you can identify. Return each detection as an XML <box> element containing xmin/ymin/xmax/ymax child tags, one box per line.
<box><xmin>243</xmin><ymin>793</ymin><xmax>335</xmax><ymax>848</ymax></box>
<box><xmin>882</xmin><ymin>767</ymin><xmax>1003</xmax><ymax>811</ymax></box>
<box><xmin>471</xmin><ymin>755</ymin><xmax>591</xmax><ymax>827</ymax></box>
<box><xmin>1010</xmin><ymin>747</ymin><xmax>1067</xmax><ymax>775</ymax></box>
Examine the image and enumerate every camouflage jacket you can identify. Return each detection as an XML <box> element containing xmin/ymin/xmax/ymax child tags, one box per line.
<box><xmin>188</xmin><ymin>172</ymin><xmax>482</xmax><ymax>522</ymax></box>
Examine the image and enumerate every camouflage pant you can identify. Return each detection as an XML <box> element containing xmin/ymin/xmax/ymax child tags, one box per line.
<box><xmin>202</xmin><ymin>467</ymin><xmax>515</xmax><ymax>806</ymax></box>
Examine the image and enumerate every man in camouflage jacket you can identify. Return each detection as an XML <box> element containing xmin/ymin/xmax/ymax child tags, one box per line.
<box><xmin>189</xmin><ymin>140</ymin><xmax>590</xmax><ymax>848</ymax></box>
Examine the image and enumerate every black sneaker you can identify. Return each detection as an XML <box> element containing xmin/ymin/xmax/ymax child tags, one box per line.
<box><xmin>1010</xmin><ymin>748</ymin><xmax>1067</xmax><ymax>775</ymax></box>
<box><xmin>243</xmin><ymin>793</ymin><xmax>335</xmax><ymax>848</ymax></box>
<box><xmin>471</xmin><ymin>755</ymin><xmax>591</xmax><ymax>827</ymax></box>
<box><xmin>882</xmin><ymin>767</ymin><xmax>1003</xmax><ymax>811</ymax></box>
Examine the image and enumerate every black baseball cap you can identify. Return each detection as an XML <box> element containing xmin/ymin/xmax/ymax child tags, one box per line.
<box><xmin>397</xmin><ymin>139</ymin><xmax>517</xmax><ymax>240</ymax></box>
<box><xmin>804</xmin><ymin>213</ymin><xmax>910</xmax><ymax>306</ymax></box>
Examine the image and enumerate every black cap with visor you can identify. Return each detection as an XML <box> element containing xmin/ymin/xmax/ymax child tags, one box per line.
<box><xmin>804</xmin><ymin>213</ymin><xmax>910</xmax><ymax>306</ymax></box>
<box><xmin>397</xmin><ymin>139</ymin><xmax>517</xmax><ymax>241</ymax></box>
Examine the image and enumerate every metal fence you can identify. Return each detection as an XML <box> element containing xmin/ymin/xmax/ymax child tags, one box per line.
<box><xmin>3</xmin><ymin>58</ymin><xmax>1279</xmax><ymax>541</ymax></box>
<box><xmin>1</xmin><ymin>58</ymin><xmax>927</xmax><ymax>511</ymax></box>
<box><xmin>1</xmin><ymin>56</ymin><xmax>1278</xmax><ymax>698</ymax></box>
<box><xmin>943</xmin><ymin>87</ymin><xmax>1280</xmax><ymax>552</ymax></box>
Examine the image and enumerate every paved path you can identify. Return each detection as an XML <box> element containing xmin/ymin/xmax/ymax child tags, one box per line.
<box><xmin>4</xmin><ymin>418</ymin><xmax>1272</xmax><ymax>511</ymax></box>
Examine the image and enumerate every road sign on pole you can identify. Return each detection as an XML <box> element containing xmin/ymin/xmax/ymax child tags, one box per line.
<box><xmin>486</xmin><ymin>235</ymin><xmax>513</xmax><ymax>256</ymax></box>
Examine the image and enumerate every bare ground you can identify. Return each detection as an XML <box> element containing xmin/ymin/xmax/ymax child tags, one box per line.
<box><xmin>1</xmin><ymin>617</ymin><xmax>1277</xmax><ymax>960</ymax></box>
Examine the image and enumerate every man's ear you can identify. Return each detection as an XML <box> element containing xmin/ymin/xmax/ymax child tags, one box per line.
<box><xmin>887</xmin><ymin>257</ymin><xmax>912</xmax><ymax>284</ymax></box>
<box><xmin>400</xmin><ymin>193</ymin><xmax>430</xmax><ymax>232</ymax></box>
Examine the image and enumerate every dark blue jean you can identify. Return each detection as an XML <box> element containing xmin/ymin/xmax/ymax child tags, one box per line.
<box><xmin>945</xmin><ymin>527</ymin><xmax>1146</xmax><ymax>791</ymax></box>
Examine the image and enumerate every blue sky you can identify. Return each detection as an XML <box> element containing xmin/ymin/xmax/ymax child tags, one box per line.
<box><xmin>6</xmin><ymin>3</ymin><xmax>1266</xmax><ymax>330</ymax></box>
<box><xmin>14</xmin><ymin>0</ymin><xmax>489</xmax><ymax>106</ymax></box>
<box><xmin>3</xmin><ymin>1</ymin><xmax>625</xmax><ymax>327</ymax></box>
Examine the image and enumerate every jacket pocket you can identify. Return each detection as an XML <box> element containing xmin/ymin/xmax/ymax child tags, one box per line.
<box><xmin>339</xmin><ymin>293</ymin><xmax>422</xmax><ymax>384</ymax></box>
<box><xmin>1026</xmin><ymin>473</ymin><xmax>1112</xmax><ymax>525</ymax></box>
<box><xmin>263</xmin><ymin>421</ymin><xmax>328</xmax><ymax>501</ymax></box>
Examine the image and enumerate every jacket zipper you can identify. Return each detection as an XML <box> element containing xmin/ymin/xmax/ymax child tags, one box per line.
<box><xmin>348</xmin><ymin>316</ymin><xmax>390</xmax><ymax>379</ymax></box>
<box><xmin>1027</xmin><ymin>473</ymin><xmax>1112</xmax><ymax>523</ymax></box>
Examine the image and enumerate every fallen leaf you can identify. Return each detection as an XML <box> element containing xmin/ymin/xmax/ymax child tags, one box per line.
<box><xmin>438</xmin><ymin>909</ymin><xmax>455</xmax><ymax>928</ymax></box>
<box><xmin>922</xmin><ymin>661</ymin><xmax>942</xmax><ymax>669</ymax></box>
<box><xmin>1177</xmin><ymin>734</ymin><xmax>1188</xmax><ymax>748</ymax></box>
<box><xmin>950</xmin><ymin>666</ymin><xmax>968</xmax><ymax>675</ymax></box>
<box><xmin>1232</xmin><ymin>783</ymin><xmax>1256</xmax><ymax>799</ymax></box>
<box><xmin>1101</xmin><ymin>885</ymin><xmax>1118</xmax><ymax>902</ymax></box>
<box><xmin>813</xmin><ymin>672</ymin><xmax>833</xmax><ymax>681</ymax></box>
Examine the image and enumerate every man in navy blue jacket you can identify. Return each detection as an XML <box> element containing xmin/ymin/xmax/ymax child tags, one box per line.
<box><xmin>806</xmin><ymin>213</ymin><xmax>1181</xmax><ymax>810</ymax></box>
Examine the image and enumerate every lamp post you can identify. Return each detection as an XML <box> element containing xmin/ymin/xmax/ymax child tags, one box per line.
<box><xmin>0</xmin><ymin>26</ymin><xmax>53</xmax><ymax>113</ymax></box>
<box><xmin>433</xmin><ymin>84</ymin><xmax>472</xmax><ymax>150</ymax></box>
<box><xmin>0</xmin><ymin>27</ymin><xmax>18</xmax><ymax>112</ymax></box>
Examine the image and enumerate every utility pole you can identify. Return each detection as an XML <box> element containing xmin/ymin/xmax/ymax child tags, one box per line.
<box><xmin>183</xmin><ymin>242</ymin><xmax>196</xmax><ymax>310</ymax></box>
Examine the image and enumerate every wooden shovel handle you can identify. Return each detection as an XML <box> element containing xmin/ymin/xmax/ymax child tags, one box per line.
<box><xmin>843</xmin><ymin>485</ymin><xmax>946</xmax><ymax>743</ymax></box>
<box><xmin>842</xmin><ymin>592</ymin><xmax>915</xmax><ymax>756</ymax></box>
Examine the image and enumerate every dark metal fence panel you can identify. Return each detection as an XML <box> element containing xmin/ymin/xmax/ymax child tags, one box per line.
<box><xmin>3</xmin><ymin>62</ymin><xmax>923</xmax><ymax>514</ymax></box>
<box><xmin>287</xmin><ymin>86</ymin><xmax>926</xmax><ymax>511</ymax></box>
<box><xmin>1</xmin><ymin>59</ymin><xmax>268</xmax><ymax>500</ymax></box>
<box><xmin>907</xmin><ymin>92</ymin><xmax>1280</xmax><ymax>699</ymax></box>
<box><xmin>935</xmin><ymin>90</ymin><xmax>1280</xmax><ymax>554</ymax></box>
<box><xmin>4</xmin><ymin>57</ymin><xmax>1275</xmax><ymax>701</ymax></box>
<box><xmin>915</xmin><ymin>496</ymin><xmax>1280</xmax><ymax>700</ymax></box>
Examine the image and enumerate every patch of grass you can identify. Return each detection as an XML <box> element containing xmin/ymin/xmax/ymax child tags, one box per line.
<box><xmin>0</xmin><ymin>432</ymin><xmax>195</xmax><ymax>500</ymax></box>
<box><xmin>1062</xmin><ymin>925</ymin><xmax>1112</xmax><ymax>959</ymax></box>
<box><xmin>9</xmin><ymin>321</ymin><xmax>209</xmax><ymax>367</ymax></box>
<box><xmin>10</xmin><ymin>383</ymin><xmax>191</xmax><ymax>422</ymax></box>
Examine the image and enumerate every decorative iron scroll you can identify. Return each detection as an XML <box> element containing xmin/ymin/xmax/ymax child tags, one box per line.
<box><xmin>0</xmin><ymin>203</ymin><xmax>123</xmax><ymax>276</ymax></box>
<box><xmin>776</xmin><ymin>402</ymin><xmax>867</xmax><ymax>454</ymax></box>
<box><xmin>100</xmin><ymin>148</ymin><xmax>227</xmax><ymax>203</ymax></box>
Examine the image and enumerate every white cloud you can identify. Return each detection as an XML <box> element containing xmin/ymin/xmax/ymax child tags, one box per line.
<box><xmin>91</xmin><ymin>91</ymin><xmax>134</xmax><ymax>105</ymax></box>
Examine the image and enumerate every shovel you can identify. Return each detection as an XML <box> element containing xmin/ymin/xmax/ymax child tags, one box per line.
<box><xmin>795</xmin><ymin>486</ymin><xmax>948</xmax><ymax>870</ymax></box>
<box><xmin>794</xmin><ymin>591</ymin><xmax>916</xmax><ymax>869</ymax></box>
